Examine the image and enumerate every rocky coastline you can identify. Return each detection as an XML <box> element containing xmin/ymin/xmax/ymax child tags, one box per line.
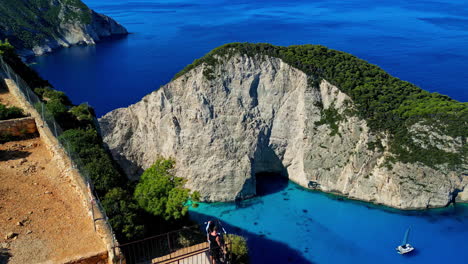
<box><xmin>99</xmin><ymin>45</ymin><xmax>467</xmax><ymax>210</ymax></box>
<box><xmin>0</xmin><ymin>0</ymin><xmax>128</xmax><ymax>58</ymax></box>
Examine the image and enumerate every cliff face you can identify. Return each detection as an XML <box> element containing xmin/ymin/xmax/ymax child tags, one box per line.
<box><xmin>0</xmin><ymin>0</ymin><xmax>127</xmax><ymax>57</ymax></box>
<box><xmin>99</xmin><ymin>52</ymin><xmax>467</xmax><ymax>210</ymax></box>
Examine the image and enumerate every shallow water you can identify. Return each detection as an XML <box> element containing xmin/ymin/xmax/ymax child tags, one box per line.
<box><xmin>190</xmin><ymin>179</ymin><xmax>468</xmax><ymax>264</ymax></box>
<box><xmin>31</xmin><ymin>0</ymin><xmax>468</xmax><ymax>116</ymax></box>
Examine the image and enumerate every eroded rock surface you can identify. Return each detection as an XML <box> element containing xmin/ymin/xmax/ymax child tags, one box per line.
<box><xmin>99</xmin><ymin>54</ymin><xmax>467</xmax><ymax>209</ymax></box>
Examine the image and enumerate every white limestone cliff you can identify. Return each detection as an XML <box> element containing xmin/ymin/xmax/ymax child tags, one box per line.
<box><xmin>99</xmin><ymin>54</ymin><xmax>467</xmax><ymax>209</ymax></box>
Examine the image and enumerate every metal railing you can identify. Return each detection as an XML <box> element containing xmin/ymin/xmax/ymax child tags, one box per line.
<box><xmin>113</xmin><ymin>225</ymin><xmax>225</xmax><ymax>264</ymax></box>
<box><xmin>0</xmin><ymin>56</ymin><xmax>117</xmax><ymax>249</ymax></box>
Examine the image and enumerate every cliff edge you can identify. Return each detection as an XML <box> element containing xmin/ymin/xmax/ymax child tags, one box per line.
<box><xmin>0</xmin><ymin>0</ymin><xmax>128</xmax><ymax>57</ymax></box>
<box><xmin>99</xmin><ymin>43</ymin><xmax>467</xmax><ymax>210</ymax></box>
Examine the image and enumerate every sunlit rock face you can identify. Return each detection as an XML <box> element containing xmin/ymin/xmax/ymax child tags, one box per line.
<box><xmin>100</xmin><ymin>53</ymin><xmax>467</xmax><ymax>209</ymax></box>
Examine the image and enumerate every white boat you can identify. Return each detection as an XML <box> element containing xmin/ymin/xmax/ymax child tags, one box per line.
<box><xmin>396</xmin><ymin>227</ymin><xmax>414</xmax><ymax>254</ymax></box>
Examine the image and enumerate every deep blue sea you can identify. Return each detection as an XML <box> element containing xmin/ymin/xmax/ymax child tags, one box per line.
<box><xmin>31</xmin><ymin>0</ymin><xmax>467</xmax><ymax>116</ymax></box>
<box><xmin>30</xmin><ymin>0</ymin><xmax>468</xmax><ymax>263</ymax></box>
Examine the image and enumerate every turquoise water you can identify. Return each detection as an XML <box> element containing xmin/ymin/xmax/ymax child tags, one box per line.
<box><xmin>31</xmin><ymin>0</ymin><xmax>468</xmax><ymax>116</ymax></box>
<box><xmin>28</xmin><ymin>1</ymin><xmax>468</xmax><ymax>263</ymax></box>
<box><xmin>190</xmin><ymin>180</ymin><xmax>468</xmax><ymax>264</ymax></box>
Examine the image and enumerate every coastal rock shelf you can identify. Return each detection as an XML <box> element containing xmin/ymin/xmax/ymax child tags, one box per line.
<box><xmin>99</xmin><ymin>44</ymin><xmax>467</xmax><ymax>210</ymax></box>
<box><xmin>0</xmin><ymin>0</ymin><xmax>128</xmax><ymax>56</ymax></box>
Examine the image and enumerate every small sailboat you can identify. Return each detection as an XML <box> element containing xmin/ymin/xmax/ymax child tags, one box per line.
<box><xmin>396</xmin><ymin>227</ymin><xmax>414</xmax><ymax>254</ymax></box>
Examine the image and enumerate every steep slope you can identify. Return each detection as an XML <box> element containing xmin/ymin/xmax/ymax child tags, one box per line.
<box><xmin>0</xmin><ymin>0</ymin><xmax>127</xmax><ymax>56</ymax></box>
<box><xmin>99</xmin><ymin>43</ymin><xmax>468</xmax><ymax>209</ymax></box>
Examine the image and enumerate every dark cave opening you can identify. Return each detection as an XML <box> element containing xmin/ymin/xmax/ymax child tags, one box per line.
<box><xmin>255</xmin><ymin>171</ymin><xmax>288</xmax><ymax>196</ymax></box>
<box><xmin>252</xmin><ymin>143</ymin><xmax>288</xmax><ymax>196</ymax></box>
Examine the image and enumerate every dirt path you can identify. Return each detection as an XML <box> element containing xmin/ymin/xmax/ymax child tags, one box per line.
<box><xmin>0</xmin><ymin>138</ymin><xmax>106</xmax><ymax>263</ymax></box>
<box><xmin>0</xmin><ymin>83</ymin><xmax>22</xmax><ymax>108</ymax></box>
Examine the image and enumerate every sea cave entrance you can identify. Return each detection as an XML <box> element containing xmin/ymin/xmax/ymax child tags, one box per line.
<box><xmin>255</xmin><ymin>172</ymin><xmax>288</xmax><ymax>196</ymax></box>
<box><xmin>252</xmin><ymin>145</ymin><xmax>288</xmax><ymax>197</ymax></box>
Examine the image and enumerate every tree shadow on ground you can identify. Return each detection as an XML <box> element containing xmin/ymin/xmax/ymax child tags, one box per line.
<box><xmin>0</xmin><ymin>247</ymin><xmax>11</xmax><ymax>264</ymax></box>
<box><xmin>190</xmin><ymin>211</ymin><xmax>316</xmax><ymax>264</ymax></box>
<box><xmin>0</xmin><ymin>78</ymin><xmax>8</xmax><ymax>94</ymax></box>
<box><xmin>0</xmin><ymin>149</ymin><xmax>31</xmax><ymax>161</ymax></box>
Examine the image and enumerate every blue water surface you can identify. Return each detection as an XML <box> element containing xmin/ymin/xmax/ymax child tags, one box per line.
<box><xmin>190</xmin><ymin>180</ymin><xmax>468</xmax><ymax>264</ymax></box>
<box><xmin>31</xmin><ymin>0</ymin><xmax>468</xmax><ymax>116</ymax></box>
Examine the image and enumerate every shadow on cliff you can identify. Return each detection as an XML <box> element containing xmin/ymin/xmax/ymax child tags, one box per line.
<box><xmin>252</xmin><ymin>140</ymin><xmax>289</xmax><ymax>197</ymax></box>
<box><xmin>101</xmin><ymin>141</ymin><xmax>144</xmax><ymax>181</ymax></box>
<box><xmin>190</xmin><ymin>211</ymin><xmax>316</xmax><ymax>264</ymax></box>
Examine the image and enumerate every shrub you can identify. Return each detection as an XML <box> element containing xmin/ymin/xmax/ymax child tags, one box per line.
<box><xmin>0</xmin><ymin>40</ymin><xmax>14</xmax><ymax>55</ymax></box>
<box><xmin>314</xmin><ymin>105</ymin><xmax>343</xmax><ymax>136</ymax></box>
<box><xmin>101</xmin><ymin>187</ymin><xmax>145</xmax><ymax>240</ymax></box>
<box><xmin>134</xmin><ymin>158</ymin><xmax>200</xmax><ymax>221</ymax></box>
<box><xmin>0</xmin><ymin>103</ymin><xmax>24</xmax><ymax>120</ymax></box>
<box><xmin>34</xmin><ymin>87</ymin><xmax>72</xmax><ymax>105</ymax></box>
<box><xmin>45</xmin><ymin>99</ymin><xmax>68</xmax><ymax>118</ymax></box>
<box><xmin>226</xmin><ymin>234</ymin><xmax>249</xmax><ymax>264</ymax></box>
<box><xmin>58</xmin><ymin>129</ymin><xmax>124</xmax><ymax>193</ymax></box>
<box><xmin>70</xmin><ymin>103</ymin><xmax>94</xmax><ymax>121</ymax></box>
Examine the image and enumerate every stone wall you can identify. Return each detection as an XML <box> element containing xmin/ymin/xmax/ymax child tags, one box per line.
<box><xmin>0</xmin><ymin>116</ymin><xmax>36</xmax><ymax>136</ymax></box>
<box><xmin>2</xmin><ymin>77</ymin><xmax>120</xmax><ymax>263</ymax></box>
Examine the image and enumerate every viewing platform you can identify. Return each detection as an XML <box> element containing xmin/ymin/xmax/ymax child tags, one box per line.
<box><xmin>152</xmin><ymin>242</ymin><xmax>210</xmax><ymax>264</ymax></box>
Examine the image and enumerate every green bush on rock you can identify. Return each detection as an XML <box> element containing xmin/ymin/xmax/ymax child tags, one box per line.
<box><xmin>0</xmin><ymin>103</ymin><xmax>24</xmax><ymax>120</ymax></box>
<box><xmin>58</xmin><ymin>129</ymin><xmax>124</xmax><ymax>193</ymax></box>
<box><xmin>0</xmin><ymin>40</ymin><xmax>14</xmax><ymax>55</ymax></box>
<box><xmin>134</xmin><ymin>158</ymin><xmax>200</xmax><ymax>221</ymax></box>
<box><xmin>226</xmin><ymin>234</ymin><xmax>249</xmax><ymax>264</ymax></box>
<box><xmin>101</xmin><ymin>187</ymin><xmax>145</xmax><ymax>240</ymax></box>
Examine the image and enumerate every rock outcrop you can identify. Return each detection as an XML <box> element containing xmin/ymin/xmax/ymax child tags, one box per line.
<box><xmin>99</xmin><ymin>49</ymin><xmax>467</xmax><ymax>210</ymax></box>
<box><xmin>0</xmin><ymin>0</ymin><xmax>128</xmax><ymax>57</ymax></box>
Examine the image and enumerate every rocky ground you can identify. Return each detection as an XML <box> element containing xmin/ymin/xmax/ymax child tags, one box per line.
<box><xmin>0</xmin><ymin>90</ymin><xmax>21</xmax><ymax>109</ymax></box>
<box><xmin>0</xmin><ymin>90</ymin><xmax>106</xmax><ymax>263</ymax></box>
<box><xmin>0</xmin><ymin>138</ymin><xmax>106</xmax><ymax>263</ymax></box>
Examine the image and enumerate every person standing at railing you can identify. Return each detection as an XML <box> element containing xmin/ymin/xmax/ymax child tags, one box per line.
<box><xmin>206</xmin><ymin>220</ymin><xmax>215</xmax><ymax>237</ymax></box>
<box><xmin>208</xmin><ymin>225</ymin><xmax>225</xmax><ymax>264</ymax></box>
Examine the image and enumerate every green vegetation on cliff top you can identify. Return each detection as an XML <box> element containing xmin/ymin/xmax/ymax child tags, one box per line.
<box><xmin>0</xmin><ymin>0</ymin><xmax>92</xmax><ymax>50</ymax></box>
<box><xmin>173</xmin><ymin>43</ymin><xmax>467</xmax><ymax>169</ymax></box>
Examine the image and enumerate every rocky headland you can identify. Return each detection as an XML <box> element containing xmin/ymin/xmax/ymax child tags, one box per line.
<box><xmin>99</xmin><ymin>43</ymin><xmax>468</xmax><ymax>210</ymax></box>
<box><xmin>0</xmin><ymin>0</ymin><xmax>127</xmax><ymax>57</ymax></box>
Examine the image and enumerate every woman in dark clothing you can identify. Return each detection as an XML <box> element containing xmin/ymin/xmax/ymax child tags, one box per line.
<box><xmin>209</xmin><ymin>225</ymin><xmax>224</xmax><ymax>264</ymax></box>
